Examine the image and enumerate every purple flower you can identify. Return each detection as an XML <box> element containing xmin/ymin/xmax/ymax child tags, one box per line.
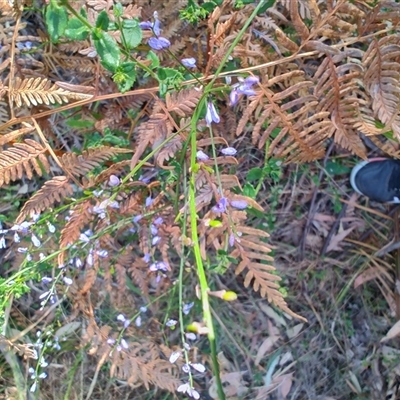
<box><xmin>139</xmin><ymin>21</ymin><xmax>153</xmax><ymax>30</ymax></box>
<box><xmin>196</xmin><ymin>150</ymin><xmax>209</xmax><ymax>161</ymax></box>
<box><xmin>63</xmin><ymin>277</ymin><xmax>73</xmax><ymax>286</ymax></box>
<box><xmin>149</xmin><ymin>261</ymin><xmax>168</xmax><ymax>272</ymax></box>
<box><xmin>181</xmin><ymin>57</ymin><xmax>197</xmax><ymax>68</ymax></box>
<box><xmin>221</xmin><ymin>147</ymin><xmax>237</xmax><ymax>156</ymax></box>
<box><xmin>212</xmin><ymin>197</ymin><xmax>228</xmax><ymax>213</ymax></box>
<box><xmin>153</xmin><ymin>18</ymin><xmax>161</xmax><ymax>36</ymax></box>
<box><xmin>230</xmin><ymin>199</ymin><xmax>248</xmax><ymax>209</ymax></box>
<box><xmin>148</xmin><ymin>37</ymin><xmax>170</xmax><ymax>50</ymax></box>
<box><xmin>154</xmin><ymin>217</ymin><xmax>163</xmax><ymax>225</ymax></box>
<box><xmin>229</xmin><ymin>75</ymin><xmax>259</xmax><ymax>106</ymax></box>
<box><xmin>205</xmin><ymin>101</ymin><xmax>220</xmax><ymax>126</ymax></box>
<box><xmin>244</xmin><ymin>76</ymin><xmax>260</xmax><ymax>86</ymax></box>
<box><xmin>108</xmin><ymin>175</ymin><xmax>120</xmax><ymax>187</ymax></box>
<box><xmin>229</xmin><ymin>89</ymin><xmax>239</xmax><ymax>106</ymax></box>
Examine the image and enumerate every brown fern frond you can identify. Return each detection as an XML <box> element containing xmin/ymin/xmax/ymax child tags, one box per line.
<box><xmin>231</xmin><ymin>220</ymin><xmax>306</xmax><ymax>321</ymax></box>
<box><xmin>58</xmin><ymin>199</ymin><xmax>93</xmax><ymax>265</ymax></box>
<box><xmin>94</xmin><ymin>160</ymin><xmax>131</xmax><ymax>184</ymax></box>
<box><xmin>16</xmin><ymin>176</ymin><xmax>73</xmax><ymax>223</ymax></box>
<box><xmin>165</xmin><ymin>88</ymin><xmax>203</xmax><ymax>117</ymax></box>
<box><xmin>155</xmin><ymin>135</ymin><xmax>183</xmax><ymax>168</ymax></box>
<box><xmin>9</xmin><ymin>77</ymin><xmax>93</xmax><ymax>108</ymax></box>
<box><xmin>313</xmin><ymin>55</ymin><xmax>367</xmax><ymax>158</ymax></box>
<box><xmin>0</xmin><ymin>125</ymin><xmax>35</xmax><ymax>145</ymax></box>
<box><xmin>130</xmin><ymin>115</ymin><xmax>170</xmax><ymax>169</ymax></box>
<box><xmin>60</xmin><ymin>146</ymin><xmax>132</xmax><ymax>177</ymax></box>
<box><xmin>0</xmin><ymin>139</ymin><xmax>50</xmax><ymax>186</ymax></box>
<box><xmin>363</xmin><ymin>36</ymin><xmax>400</xmax><ymax>140</ymax></box>
<box><xmin>128</xmin><ymin>258</ymin><xmax>150</xmax><ymax>299</ymax></box>
<box><xmin>238</xmin><ymin>72</ymin><xmax>331</xmax><ymax>162</ymax></box>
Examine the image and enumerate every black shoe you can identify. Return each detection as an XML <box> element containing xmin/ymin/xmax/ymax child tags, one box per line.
<box><xmin>350</xmin><ymin>158</ymin><xmax>400</xmax><ymax>203</ymax></box>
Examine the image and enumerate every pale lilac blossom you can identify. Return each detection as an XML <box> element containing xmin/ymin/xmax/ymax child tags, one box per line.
<box><xmin>148</xmin><ymin>37</ymin><xmax>171</xmax><ymax>50</ymax></box>
<box><xmin>205</xmin><ymin>101</ymin><xmax>220</xmax><ymax>126</ymax></box>
<box><xmin>47</xmin><ymin>222</ymin><xmax>56</xmax><ymax>233</ymax></box>
<box><xmin>18</xmin><ymin>247</ymin><xmax>28</xmax><ymax>253</ymax></box>
<box><xmin>63</xmin><ymin>277</ymin><xmax>73</xmax><ymax>286</ymax></box>
<box><xmin>154</xmin><ymin>217</ymin><xmax>163</xmax><ymax>225</ymax></box>
<box><xmin>31</xmin><ymin>234</ymin><xmax>41</xmax><ymax>247</ymax></box>
<box><xmin>140</xmin><ymin>306</ymin><xmax>147</xmax><ymax>313</ymax></box>
<box><xmin>212</xmin><ymin>197</ymin><xmax>228</xmax><ymax>213</ymax></box>
<box><xmin>121</xmin><ymin>339</ymin><xmax>129</xmax><ymax>349</ymax></box>
<box><xmin>107</xmin><ymin>338</ymin><xmax>116</xmax><ymax>345</ymax></box>
<box><xmin>0</xmin><ymin>237</ymin><xmax>5</xmax><ymax>248</ymax></box>
<box><xmin>145</xmin><ymin>196</ymin><xmax>153</xmax><ymax>207</ymax></box>
<box><xmin>96</xmin><ymin>249</ymin><xmax>108</xmax><ymax>258</ymax></box>
<box><xmin>191</xmin><ymin>363</ymin><xmax>206</xmax><ymax>373</ymax></box>
<box><xmin>117</xmin><ymin>314</ymin><xmax>126</xmax><ymax>322</ymax></box>
<box><xmin>185</xmin><ymin>332</ymin><xmax>197</xmax><ymax>341</ymax></box>
<box><xmin>149</xmin><ymin>261</ymin><xmax>168</xmax><ymax>272</ymax></box>
<box><xmin>166</xmin><ymin>319</ymin><xmax>177</xmax><ymax>327</ymax></box>
<box><xmin>169</xmin><ymin>350</ymin><xmax>181</xmax><ymax>364</ymax></box>
<box><xmin>152</xmin><ymin>236</ymin><xmax>161</xmax><ymax>245</ymax></box>
<box><xmin>230</xmin><ymin>199</ymin><xmax>248</xmax><ymax>209</ymax></box>
<box><xmin>30</xmin><ymin>381</ymin><xmax>37</xmax><ymax>393</ymax></box>
<box><xmin>183</xmin><ymin>302</ymin><xmax>194</xmax><ymax>315</ymax></box>
<box><xmin>221</xmin><ymin>147</ymin><xmax>237</xmax><ymax>156</ymax></box>
<box><xmin>182</xmin><ymin>364</ymin><xmax>190</xmax><ymax>373</ymax></box>
<box><xmin>42</xmin><ymin>277</ymin><xmax>52</xmax><ymax>284</ymax></box>
<box><xmin>108</xmin><ymin>175</ymin><xmax>120</xmax><ymax>187</ymax></box>
<box><xmin>143</xmin><ymin>253</ymin><xmax>151</xmax><ymax>263</ymax></box>
<box><xmin>38</xmin><ymin>372</ymin><xmax>47</xmax><ymax>379</ymax></box>
<box><xmin>196</xmin><ymin>150</ymin><xmax>209</xmax><ymax>161</ymax></box>
<box><xmin>135</xmin><ymin>316</ymin><xmax>142</xmax><ymax>327</ymax></box>
<box><xmin>181</xmin><ymin>57</ymin><xmax>197</xmax><ymax>68</ymax></box>
<box><xmin>13</xmin><ymin>232</ymin><xmax>20</xmax><ymax>243</ymax></box>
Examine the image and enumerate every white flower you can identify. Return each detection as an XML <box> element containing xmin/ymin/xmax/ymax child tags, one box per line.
<box><xmin>191</xmin><ymin>363</ymin><xmax>206</xmax><ymax>373</ymax></box>
<box><xmin>169</xmin><ymin>350</ymin><xmax>181</xmax><ymax>364</ymax></box>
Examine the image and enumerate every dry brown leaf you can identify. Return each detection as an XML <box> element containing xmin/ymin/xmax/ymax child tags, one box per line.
<box><xmin>354</xmin><ymin>267</ymin><xmax>381</xmax><ymax>289</ymax></box>
<box><xmin>381</xmin><ymin>320</ymin><xmax>400</xmax><ymax>342</ymax></box>
<box><xmin>326</xmin><ymin>226</ymin><xmax>356</xmax><ymax>252</ymax></box>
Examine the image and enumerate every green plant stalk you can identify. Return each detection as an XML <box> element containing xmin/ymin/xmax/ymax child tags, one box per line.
<box><xmin>186</xmin><ymin>2</ymin><xmax>269</xmax><ymax>398</ymax></box>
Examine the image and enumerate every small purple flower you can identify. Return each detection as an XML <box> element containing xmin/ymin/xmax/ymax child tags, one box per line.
<box><xmin>244</xmin><ymin>76</ymin><xmax>260</xmax><ymax>86</ymax></box>
<box><xmin>166</xmin><ymin>319</ymin><xmax>177</xmax><ymax>327</ymax></box>
<box><xmin>196</xmin><ymin>150</ymin><xmax>209</xmax><ymax>161</ymax></box>
<box><xmin>149</xmin><ymin>261</ymin><xmax>168</xmax><ymax>272</ymax></box>
<box><xmin>153</xmin><ymin>18</ymin><xmax>161</xmax><ymax>36</ymax></box>
<box><xmin>152</xmin><ymin>236</ymin><xmax>161</xmax><ymax>245</ymax></box>
<box><xmin>139</xmin><ymin>21</ymin><xmax>152</xmax><ymax>30</ymax></box>
<box><xmin>212</xmin><ymin>197</ymin><xmax>228</xmax><ymax>213</ymax></box>
<box><xmin>169</xmin><ymin>350</ymin><xmax>181</xmax><ymax>364</ymax></box>
<box><xmin>108</xmin><ymin>175</ymin><xmax>120</xmax><ymax>187</ymax></box>
<box><xmin>143</xmin><ymin>253</ymin><xmax>151</xmax><ymax>263</ymax></box>
<box><xmin>229</xmin><ymin>89</ymin><xmax>240</xmax><ymax>106</ymax></box>
<box><xmin>181</xmin><ymin>57</ymin><xmax>197</xmax><ymax>68</ymax></box>
<box><xmin>154</xmin><ymin>217</ymin><xmax>163</xmax><ymax>225</ymax></box>
<box><xmin>205</xmin><ymin>101</ymin><xmax>220</xmax><ymax>126</ymax></box>
<box><xmin>191</xmin><ymin>363</ymin><xmax>206</xmax><ymax>373</ymax></box>
<box><xmin>140</xmin><ymin>306</ymin><xmax>147</xmax><ymax>313</ymax></box>
<box><xmin>31</xmin><ymin>234</ymin><xmax>41</xmax><ymax>247</ymax></box>
<box><xmin>229</xmin><ymin>233</ymin><xmax>235</xmax><ymax>247</ymax></box>
<box><xmin>230</xmin><ymin>199</ymin><xmax>248</xmax><ymax>210</ymax></box>
<box><xmin>145</xmin><ymin>197</ymin><xmax>153</xmax><ymax>207</ymax></box>
<box><xmin>0</xmin><ymin>237</ymin><xmax>5</xmax><ymax>249</ymax></box>
<box><xmin>42</xmin><ymin>277</ymin><xmax>52</xmax><ymax>284</ymax></box>
<box><xmin>221</xmin><ymin>147</ymin><xmax>237</xmax><ymax>156</ymax></box>
<box><xmin>148</xmin><ymin>37</ymin><xmax>170</xmax><ymax>50</ymax></box>
<box><xmin>107</xmin><ymin>338</ymin><xmax>116</xmax><ymax>345</ymax></box>
<box><xmin>183</xmin><ymin>302</ymin><xmax>194</xmax><ymax>315</ymax></box>
<box><xmin>135</xmin><ymin>316</ymin><xmax>142</xmax><ymax>327</ymax></box>
<box><xmin>182</xmin><ymin>364</ymin><xmax>190</xmax><ymax>373</ymax></box>
<box><xmin>96</xmin><ymin>249</ymin><xmax>108</xmax><ymax>258</ymax></box>
<box><xmin>117</xmin><ymin>314</ymin><xmax>126</xmax><ymax>322</ymax></box>
<box><xmin>121</xmin><ymin>338</ymin><xmax>129</xmax><ymax>349</ymax></box>
<box><xmin>63</xmin><ymin>277</ymin><xmax>73</xmax><ymax>286</ymax></box>
<box><xmin>185</xmin><ymin>332</ymin><xmax>197</xmax><ymax>341</ymax></box>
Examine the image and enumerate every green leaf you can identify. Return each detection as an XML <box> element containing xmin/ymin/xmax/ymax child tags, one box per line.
<box><xmin>96</xmin><ymin>10</ymin><xmax>110</xmax><ymax>31</ymax></box>
<box><xmin>45</xmin><ymin>0</ymin><xmax>68</xmax><ymax>43</ymax></box>
<box><xmin>242</xmin><ymin>182</ymin><xmax>256</xmax><ymax>199</ymax></box>
<box><xmin>156</xmin><ymin>67</ymin><xmax>184</xmax><ymax>96</ymax></box>
<box><xmin>64</xmin><ymin>17</ymin><xmax>90</xmax><ymax>40</ymax></box>
<box><xmin>93</xmin><ymin>31</ymin><xmax>120</xmax><ymax>72</ymax></box>
<box><xmin>326</xmin><ymin>161</ymin><xmax>351</xmax><ymax>176</ymax></box>
<box><xmin>113</xmin><ymin>3</ymin><xmax>124</xmax><ymax>18</ymax></box>
<box><xmin>113</xmin><ymin>62</ymin><xmax>136</xmax><ymax>93</ymax></box>
<box><xmin>246</xmin><ymin>167</ymin><xmax>263</xmax><ymax>181</ymax></box>
<box><xmin>258</xmin><ymin>0</ymin><xmax>276</xmax><ymax>14</ymax></box>
<box><xmin>146</xmin><ymin>51</ymin><xmax>160</xmax><ymax>70</ymax></box>
<box><xmin>122</xmin><ymin>19</ymin><xmax>142</xmax><ymax>50</ymax></box>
